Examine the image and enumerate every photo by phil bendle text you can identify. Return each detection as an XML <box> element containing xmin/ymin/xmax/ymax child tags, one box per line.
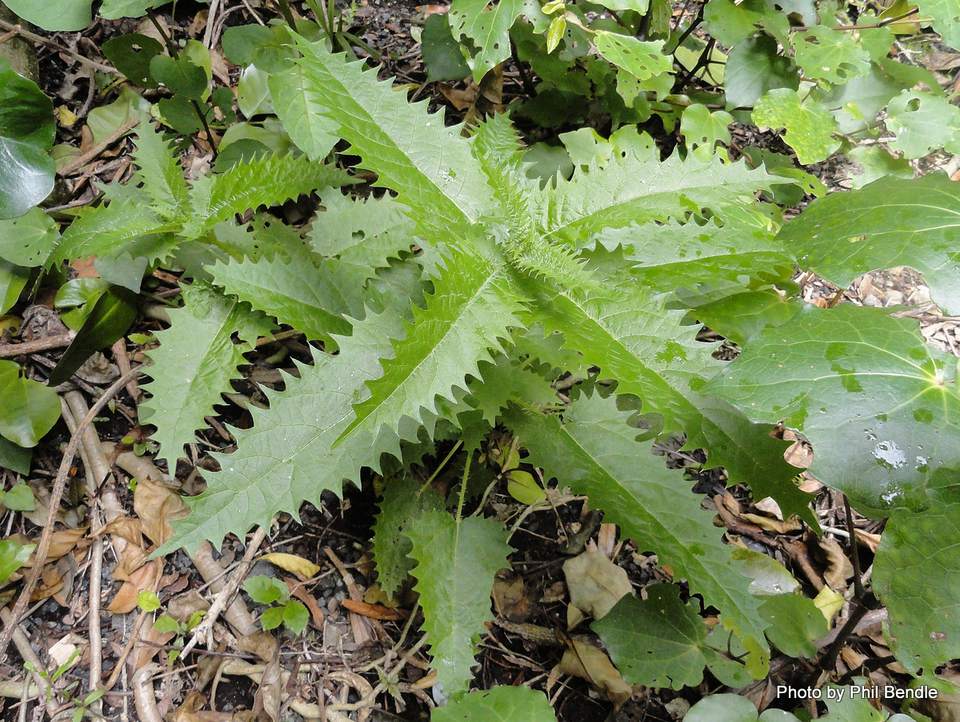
<box><xmin>777</xmin><ymin>685</ymin><xmax>940</xmax><ymax>703</ymax></box>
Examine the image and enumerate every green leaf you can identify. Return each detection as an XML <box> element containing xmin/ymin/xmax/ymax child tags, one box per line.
<box><xmin>0</xmin><ymin>261</ymin><xmax>29</xmax><ymax>315</ymax></box>
<box><xmin>49</xmin><ymin>285</ymin><xmax>139</xmax><ymax>385</ymax></box>
<box><xmin>137</xmin><ymin>590</ymin><xmax>161</xmax><ymax>612</ymax></box>
<box><xmin>724</xmin><ymin>35</ymin><xmax>799</xmax><ymax>108</ymax></box>
<box><xmin>140</xmin><ymin>283</ymin><xmax>273</xmax><ymax>464</ymax></box>
<box><xmin>686</xmin><ymin>694</ymin><xmax>801</xmax><ymax>722</ymax></box>
<box><xmin>340</xmin><ymin>246</ymin><xmax>524</xmax><ymax>447</ymax></box>
<box><xmin>680</xmin><ymin>104</ymin><xmax>733</xmax><ymax>159</ymax></box>
<box><xmin>407</xmin><ymin>509</ymin><xmax>512</xmax><ymax>696</ymax></box>
<box><xmin>267</xmin><ymin>63</ymin><xmax>339</xmax><ymax>161</ymax></box>
<box><xmin>752</xmin><ymin>88</ymin><xmax>839</xmax><ymax>164</ymax></box>
<box><xmin>50</xmin><ymin>199</ymin><xmax>176</xmax><ymax>266</ymax></box>
<box><xmin>99</xmin><ymin>0</ymin><xmax>165</xmax><ymax>19</ymax></box>
<box><xmin>760</xmin><ymin>593</ymin><xmax>826</xmax><ymax>658</ymax></box>
<box><xmin>542</xmin><ymin>149</ymin><xmax>779</xmax><ymax>244</ymax></box>
<box><xmin>152</xmin><ymin>614</ymin><xmax>180</xmax><ymax>634</ymax></box>
<box><xmin>282</xmin><ymin>600</ymin><xmax>309</xmax><ymax>633</ymax></box>
<box><xmin>0</xmin><ymin>60</ymin><xmax>55</xmax><ymax>219</ymax></box>
<box><xmin>790</xmin><ymin>25</ymin><xmax>871</xmax><ymax>86</ymax></box>
<box><xmin>0</xmin><ymin>437</ymin><xmax>32</xmax><ymax>475</ymax></box>
<box><xmin>0</xmin><ymin>538</ymin><xmax>34</xmax><ymax>585</ymax></box>
<box><xmin>525</xmin><ymin>283</ymin><xmax>813</xmax><ymax>523</ymax></box>
<box><xmin>0</xmin><ymin>207</ymin><xmax>60</xmax><ymax>267</ymax></box>
<box><xmin>0</xmin><ymin>0</ymin><xmax>91</xmax><ymax>31</ymax></box>
<box><xmin>183</xmin><ymin>153</ymin><xmax>351</xmax><ymax>240</ymax></box>
<box><xmin>372</xmin><ymin>478</ymin><xmax>444</xmax><ymax>599</ymax></box>
<box><xmin>2</xmin><ymin>482</ymin><xmax>35</xmax><ymax>511</ymax></box>
<box><xmin>237</xmin><ymin>65</ymin><xmax>273</xmax><ymax>118</ymax></box>
<box><xmin>448</xmin><ymin>0</ymin><xmax>526</xmax><ymax>80</ymax></box>
<box><xmin>691</xmin><ymin>289</ymin><xmax>800</xmax><ymax>346</ymax></box>
<box><xmin>777</xmin><ymin>173</ymin><xmax>960</xmax><ymax>314</ymax></box>
<box><xmin>0</xmin><ymin>359</ymin><xmax>60</xmax><ymax>447</ymax></box>
<box><xmin>506</xmin><ymin>392</ymin><xmax>769</xmax><ymax>676</ymax></box>
<box><xmin>222</xmin><ymin>24</ymin><xmax>275</xmax><ymax>66</ymax></box>
<box><xmin>260</xmin><ymin>606</ymin><xmax>284</xmax><ymax>630</ymax></box>
<box><xmin>102</xmin><ymin>34</ymin><xmax>165</xmax><ymax>87</ymax></box>
<box><xmin>594</xmin><ymin>33</ymin><xmax>672</xmax><ymax>87</ymax></box>
<box><xmin>915</xmin><ymin>0</ymin><xmax>960</xmax><ymax>49</ymax></box>
<box><xmin>149</xmin><ymin>55</ymin><xmax>207</xmax><ymax>101</ymax></box>
<box><xmin>293</xmin><ymin>40</ymin><xmax>491</xmax><ymax>239</ymax></box>
<box><xmin>422</xmin><ymin>14</ymin><xmax>471</xmax><ymax>82</ymax></box>
<box><xmin>244</xmin><ymin>575</ymin><xmax>287</xmax><ymax>605</ymax></box>
<box><xmin>593</xmin><ymin>584</ymin><xmax>716</xmax><ymax>689</ymax></box>
<box><xmin>874</xmin><ymin>505</ymin><xmax>960</xmax><ymax>675</ymax></box>
<box><xmin>431</xmin><ymin>686</ymin><xmax>557</xmax><ymax>721</ymax></box>
<box><xmin>885</xmin><ymin>90</ymin><xmax>960</xmax><ymax>159</ymax></box>
<box><xmin>158</xmin><ymin>303</ymin><xmax>418</xmax><ymax>554</ymax></box>
<box><xmin>132</xmin><ymin>119</ymin><xmax>189</xmax><ymax>217</ymax></box>
<box><xmin>702</xmin><ymin>0</ymin><xmax>788</xmax><ymax>46</ymax></box>
<box><xmin>706</xmin><ymin>303</ymin><xmax>960</xmax><ymax>515</ymax></box>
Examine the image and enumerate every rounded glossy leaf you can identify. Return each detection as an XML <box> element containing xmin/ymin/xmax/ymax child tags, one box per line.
<box><xmin>1</xmin><ymin>0</ymin><xmax>92</xmax><ymax>31</ymax></box>
<box><xmin>0</xmin><ymin>359</ymin><xmax>60</xmax><ymax>447</ymax></box>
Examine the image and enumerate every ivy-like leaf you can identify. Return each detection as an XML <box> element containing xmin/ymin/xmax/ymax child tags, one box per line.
<box><xmin>706</xmin><ymin>303</ymin><xmax>960</xmax><ymax>515</ymax></box>
<box><xmin>293</xmin><ymin>40</ymin><xmax>492</xmax><ymax>239</ymax></box>
<box><xmin>141</xmin><ymin>283</ymin><xmax>274</xmax><ymax>464</ymax></box>
<box><xmin>752</xmin><ymin>89</ymin><xmax>839</xmax><ymax>164</ymax></box>
<box><xmin>432</xmin><ymin>686</ymin><xmax>557</xmax><ymax>721</ymax></box>
<box><xmin>885</xmin><ymin>89</ymin><xmax>960</xmax><ymax>159</ymax></box>
<box><xmin>593</xmin><ymin>584</ymin><xmax>717</xmax><ymax>689</ymax></box>
<box><xmin>874</xmin><ymin>505</ymin><xmax>960</xmax><ymax>675</ymax></box>
<box><xmin>448</xmin><ymin>0</ymin><xmax>526</xmax><ymax>81</ymax></box>
<box><xmin>0</xmin><ymin>208</ymin><xmax>60</xmax><ymax>268</ymax></box>
<box><xmin>790</xmin><ymin>26</ymin><xmax>871</xmax><ymax>85</ymax></box>
<box><xmin>506</xmin><ymin>392</ymin><xmax>769</xmax><ymax>676</ymax></box>
<box><xmin>407</xmin><ymin>509</ymin><xmax>512</xmax><ymax>696</ymax></box>
<box><xmin>778</xmin><ymin>173</ymin><xmax>960</xmax><ymax>314</ymax></box>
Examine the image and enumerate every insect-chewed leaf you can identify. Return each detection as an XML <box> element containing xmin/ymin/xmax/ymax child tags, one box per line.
<box><xmin>448</xmin><ymin>0</ymin><xmax>527</xmax><ymax>82</ymax></box>
<box><xmin>141</xmin><ymin>282</ymin><xmax>274</xmax><ymax>464</ymax></box>
<box><xmin>432</xmin><ymin>685</ymin><xmax>556</xmax><ymax>721</ymax></box>
<box><xmin>505</xmin><ymin>392</ymin><xmax>770</xmax><ymax>677</ymax></box>
<box><xmin>706</xmin><ymin>303</ymin><xmax>960</xmax><ymax>515</ymax></box>
<box><xmin>407</xmin><ymin>509</ymin><xmax>512</xmax><ymax>697</ymax></box>
<box><xmin>778</xmin><ymin>173</ymin><xmax>960</xmax><ymax>314</ymax></box>
<box><xmin>371</xmin><ymin>478</ymin><xmax>444</xmax><ymax>599</ymax></box>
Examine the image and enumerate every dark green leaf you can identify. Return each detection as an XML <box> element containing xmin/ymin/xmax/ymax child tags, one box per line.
<box><xmin>157</xmin><ymin>95</ymin><xmax>204</xmax><ymax>135</ymax></box>
<box><xmin>0</xmin><ymin>0</ymin><xmax>92</xmax><ymax>32</ymax></box>
<box><xmin>0</xmin><ymin>59</ymin><xmax>55</xmax><ymax>147</ymax></box>
<box><xmin>422</xmin><ymin>14</ymin><xmax>470</xmax><ymax>82</ymax></box>
<box><xmin>149</xmin><ymin>55</ymin><xmax>207</xmax><ymax>100</ymax></box>
<box><xmin>0</xmin><ymin>359</ymin><xmax>60</xmax><ymax>447</ymax></box>
<box><xmin>49</xmin><ymin>285</ymin><xmax>139</xmax><ymax>385</ymax></box>
<box><xmin>724</xmin><ymin>35</ymin><xmax>799</xmax><ymax>108</ymax></box>
<box><xmin>0</xmin><ymin>138</ymin><xmax>55</xmax><ymax>219</ymax></box>
<box><xmin>0</xmin><ymin>437</ymin><xmax>31</xmax><ymax>475</ymax></box>
<box><xmin>102</xmin><ymin>34</ymin><xmax>165</xmax><ymax>87</ymax></box>
<box><xmin>0</xmin><ymin>260</ymin><xmax>29</xmax><ymax>315</ymax></box>
<box><xmin>222</xmin><ymin>24</ymin><xmax>275</xmax><ymax>66</ymax></box>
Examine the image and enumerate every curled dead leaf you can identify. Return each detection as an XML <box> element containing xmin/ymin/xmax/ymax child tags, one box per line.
<box><xmin>134</xmin><ymin>477</ymin><xmax>187</xmax><ymax>546</ymax></box>
<box><xmin>259</xmin><ymin>552</ymin><xmax>321</xmax><ymax>580</ymax></box>
<box><xmin>557</xmin><ymin>639</ymin><xmax>632</xmax><ymax>708</ymax></box>
<box><xmin>563</xmin><ymin>548</ymin><xmax>631</xmax><ymax>626</ymax></box>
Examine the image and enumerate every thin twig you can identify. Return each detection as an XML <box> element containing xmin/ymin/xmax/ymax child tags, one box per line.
<box><xmin>180</xmin><ymin>525</ymin><xmax>270</xmax><ymax>658</ymax></box>
<box><xmin>58</xmin><ymin>115</ymin><xmax>141</xmax><ymax>177</ymax></box>
<box><xmin>0</xmin><ymin>366</ymin><xmax>143</xmax><ymax>665</ymax></box>
<box><xmin>0</xmin><ymin>333</ymin><xmax>76</xmax><ymax>358</ymax></box>
<box><xmin>0</xmin><ymin>19</ymin><xmax>118</xmax><ymax>74</ymax></box>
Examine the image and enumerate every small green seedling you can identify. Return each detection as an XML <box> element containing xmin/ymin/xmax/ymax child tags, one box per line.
<box><xmin>243</xmin><ymin>575</ymin><xmax>309</xmax><ymax>634</ymax></box>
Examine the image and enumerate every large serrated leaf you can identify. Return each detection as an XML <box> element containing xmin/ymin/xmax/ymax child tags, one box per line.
<box><xmin>141</xmin><ymin>283</ymin><xmax>274</xmax><ymax>464</ymax></box>
<box><xmin>133</xmin><ymin>118</ymin><xmax>189</xmax><ymax>216</ymax></box>
<box><xmin>208</xmin><ymin>251</ymin><xmax>361</xmax><ymax>342</ymax></box>
<box><xmin>183</xmin><ymin>154</ymin><xmax>352</xmax><ymax>239</ymax></box>
<box><xmin>293</xmin><ymin>40</ymin><xmax>492</xmax><ymax>238</ymax></box>
<box><xmin>50</xmin><ymin>200</ymin><xmax>177</xmax><ymax>266</ymax></box>
<box><xmin>505</xmin><ymin>392</ymin><xmax>769</xmax><ymax>676</ymax></box>
<box><xmin>372</xmin><ymin>479</ymin><xmax>444</xmax><ymax>598</ymax></box>
<box><xmin>526</xmin><ymin>282</ymin><xmax>813</xmax><ymax>523</ymax></box>
<box><xmin>778</xmin><ymin>174</ymin><xmax>960</xmax><ymax>314</ymax></box>
<box><xmin>407</xmin><ymin>509</ymin><xmax>512</xmax><ymax>696</ymax></box>
<box><xmin>542</xmin><ymin>150</ymin><xmax>779</xmax><ymax>245</ymax></box>
<box><xmin>706</xmin><ymin>303</ymin><xmax>960</xmax><ymax>515</ymax></box>
<box><xmin>339</xmin><ymin>246</ymin><xmax>525</xmax><ymax>445</ymax></box>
